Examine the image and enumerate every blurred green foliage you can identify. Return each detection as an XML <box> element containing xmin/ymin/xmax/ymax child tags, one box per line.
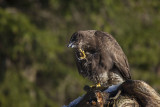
<box><xmin>0</xmin><ymin>0</ymin><xmax>160</xmax><ymax>106</ymax></box>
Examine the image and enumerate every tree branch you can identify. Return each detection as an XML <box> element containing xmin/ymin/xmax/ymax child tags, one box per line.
<box><xmin>65</xmin><ymin>80</ymin><xmax>160</xmax><ymax>107</ymax></box>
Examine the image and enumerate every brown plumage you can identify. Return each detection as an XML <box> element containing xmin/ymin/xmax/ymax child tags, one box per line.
<box><xmin>68</xmin><ymin>30</ymin><xmax>131</xmax><ymax>87</ymax></box>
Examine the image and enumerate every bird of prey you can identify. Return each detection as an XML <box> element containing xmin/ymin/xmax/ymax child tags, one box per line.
<box><xmin>68</xmin><ymin>30</ymin><xmax>131</xmax><ymax>87</ymax></box>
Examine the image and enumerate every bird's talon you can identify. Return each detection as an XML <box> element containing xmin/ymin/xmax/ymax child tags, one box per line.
<box><xmin>96</xmin><ymin>83</ymin><xmax>101</xmax><ymax>87</ymax></box>
<box><xmin>89</xmin><ymin>83</ymin><xmax>101</xmax><ymax>88</ymax></box>
<box><xmin>90</xmin><ymin>85</ymin><xmax>94</xmax><ymax>88</ymax></box>
<box><xmin>79</xmin><ymin>49</ymin><xmax>86</xmax><ymax>59</ymax></box>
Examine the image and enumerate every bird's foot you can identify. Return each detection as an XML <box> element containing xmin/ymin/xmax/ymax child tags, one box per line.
<box><xmin>79</xmin><ymin>49</ymin><xmax>86</xmax><ymax>60</ymax></box>
<box><xmin>90</xmin><ymin>83</ymin><xmax>101</xmax><ymax>88</ymax></box>
<box><xmin>96</xmin><ymin>83</ymin><xmax>101</xmax><ymax>87</ymax></box>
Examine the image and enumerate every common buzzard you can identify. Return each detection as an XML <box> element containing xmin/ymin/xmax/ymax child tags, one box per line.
<box><xmin>68</xmin><ymin>30</ymin><xmax>131</xmax><ymax>87</ymax></box>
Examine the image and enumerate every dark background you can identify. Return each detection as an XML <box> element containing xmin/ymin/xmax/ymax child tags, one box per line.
<box><xmin>0</xmin><ymin>0</ymin><xmax>160</xmax><ymax>106</ymax></box>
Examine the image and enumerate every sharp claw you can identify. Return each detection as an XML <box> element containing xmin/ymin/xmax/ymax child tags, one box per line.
<box><xmin>96</xmin><ymin>83</ymin><xmax>101</xmax><ymax>87</ymax></box>
<box><xmin>89</xmin><ymin>83</ymin><xmax>101</xmax><ymax>88</ymax></box>
<box><xmin>79</xmin><ymin>49</ymin><xmax>86</xmax><ymax>59</ymax></box>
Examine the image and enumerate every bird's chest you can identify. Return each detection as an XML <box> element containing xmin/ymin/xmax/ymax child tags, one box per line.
<box><xmin>80</xmin><ymin>58</ymin><xmax>108</xmax><ymax>82</ymax></box>
<box><xmin>78</xmin><ymin>51</ymin><xmax>113</xmax><ymax>84</ymax></box>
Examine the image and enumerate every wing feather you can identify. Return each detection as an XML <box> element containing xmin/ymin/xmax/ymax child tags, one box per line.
<box><xmin>95</xmin><ymin>31</ymin><xmax>131</xmax><ymax>80</ymax></box>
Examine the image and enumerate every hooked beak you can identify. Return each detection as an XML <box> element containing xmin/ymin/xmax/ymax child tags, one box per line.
<box><xmin>67</xmin><ymin>42</ymin><xmax>86</xmax><ymax>60</ymax></box>
<box><xmin>67</xmin><ymin>42</ymin><xmax>77</xmax><ymax>48</ymax></box>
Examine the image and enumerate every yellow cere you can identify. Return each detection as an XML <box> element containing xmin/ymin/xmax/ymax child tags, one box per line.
<box><xmin>79</xmin><ymin>49</ymin><xmax>86</xmax><ymax>59</ymax></box>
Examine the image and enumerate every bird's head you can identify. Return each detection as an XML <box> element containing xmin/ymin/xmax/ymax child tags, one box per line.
<box><xmin>68</xmin><ymin>30</ymin><xmax>98</xmax><ymax>60</ymax></box>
